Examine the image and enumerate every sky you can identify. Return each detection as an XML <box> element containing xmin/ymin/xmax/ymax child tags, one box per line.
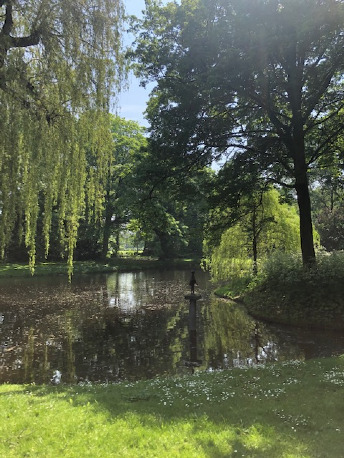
<box><xmin>117</xmin><ymin>0</ymin><xmax>152</xmax><ymax>127</ymax></box>
<box><xmin>118</xmin><ymin>0</ymin><xmax>223</xmax><ymax>169</ymax></box>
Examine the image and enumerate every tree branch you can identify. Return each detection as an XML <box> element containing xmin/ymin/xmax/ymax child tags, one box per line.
<box><xmin>10</xmin><ymin>30</ymin><xmax>41</xmax><ymax>48</ymax></box>
<box><xmin>1</xmin><ymin>2</ymin><xmax>13</xmax><ymax>36</ymax></box>
<box><xmin>304</xmin><ymin>55</ymin><xmax>344</xmax><ymax>121</ymax></box>
<box><xmin>0</xmin><ymin>2</ymin><xmax>42</xmax><ymax>71</ymax></box>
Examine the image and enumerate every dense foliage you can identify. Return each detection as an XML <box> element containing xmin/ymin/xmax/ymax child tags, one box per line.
<box><xmin>2</xmin><ymin>0</ymin><xmax>344</xmax><ymax>273</ymax></box>
<box><xmin>128</xmin><ymin>149</ymin><xmax>212</xmax><ymax>259</ymax></box>
<box><xmin>0</xmin><ymin>0</ymin><xmax>124</xmax><ymax>271</ymax></box>
<box><xmin>131</xmin><ymin>0</ymin><xmax>344</xmax><ymax>266</ymax></box>
<box><xmin>75</xmin><ymin>116</ymin><xmax>147</xmax><ymax>260</ymax></box>
<box><xmin>209</xmin><ymin>188</ymin><xmax>301</xmax><ymax>281</ymax></box>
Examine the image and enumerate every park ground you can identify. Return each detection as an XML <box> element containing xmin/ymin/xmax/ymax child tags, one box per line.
<box><xmin>1</xmin><ymin>356</ymin><xmax>343</xmax><ymax>457</ymax></box>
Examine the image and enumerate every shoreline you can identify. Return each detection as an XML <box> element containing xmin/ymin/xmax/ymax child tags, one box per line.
<box><xmin>0</xmin><ymin>257</ymin><xmax>202</xmax><ymax>279</ymax></box>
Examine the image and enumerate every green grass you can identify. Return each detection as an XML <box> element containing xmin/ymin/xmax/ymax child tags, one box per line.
<box><xmin>1</xmin><ymin>356</ymin><xmax>344</xmax><ymax>457</ymax></box>
<box><xmin>0</xmin><ymin>258</ymin><xmax>200</xmax><ymax>278</ymax></box>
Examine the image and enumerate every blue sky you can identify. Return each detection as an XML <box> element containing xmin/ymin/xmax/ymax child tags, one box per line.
<box><xmin>117</xmin><ymin>0</ymin><xmax>152</xmax><ymax>127</ymax></box>
<box><xmin>118</xmin><ymin>1</ymin><xmax>223</xmax><ymax>169</ymax></box>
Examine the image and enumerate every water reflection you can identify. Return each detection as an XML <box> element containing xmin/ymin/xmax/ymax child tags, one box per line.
<box><xmin>185</xmin><ymin>292</ymin><xmax>202</xmax><ymax>370</ymax></box>
<box><xmin>201</xmin><ymin>299</ymin><xmax>285</xmax><ymax>369</ymax></box>
<box><xmin>1</xmin><ymin>269</ymin><xmax>344</xmax><ymax>384</ymax></box>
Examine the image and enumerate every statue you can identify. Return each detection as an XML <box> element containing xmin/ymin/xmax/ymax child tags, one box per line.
<box><xmin>189</xmin><ymin>271</ymin><xmax>197</xmax><ymax>294</ymax></box>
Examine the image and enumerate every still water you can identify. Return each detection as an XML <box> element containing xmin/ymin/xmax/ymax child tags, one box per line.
<box><xmin>1</xmin><ymin>268</ymin><xmax>344</xmax><ymax>384</ymax></box>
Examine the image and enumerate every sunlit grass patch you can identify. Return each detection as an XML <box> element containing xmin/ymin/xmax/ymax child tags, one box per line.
<box><xmin>1</xmin><ymin>356</ymin><xmax>344</xmax><ymax>456</ymax></box>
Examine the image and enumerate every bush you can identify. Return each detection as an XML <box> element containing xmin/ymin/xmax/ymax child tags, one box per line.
<box><xmin>253</xmin><ymin>251</ymin><xmax>344</xmax><ymax>289</ymax></box>
<box><xmin>242</xmin><ymin>251</ymin><xmax>344</xmax><ymax>328</ymax></box>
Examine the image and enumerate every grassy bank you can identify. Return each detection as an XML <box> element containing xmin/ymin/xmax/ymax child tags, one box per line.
<box><xmin>214</xmin><ymin>252</ymin><xmax>344</xmax><ymax>329</ymax></box>
<box><xmin>0</xmin><ymin>257</ymin><xmax>200</xmax><ymax>278</ymax></box>
<box><xmin>1</xmin><ymin>356</ymin><xmax>344</xmax><ymax>457</ymax></box>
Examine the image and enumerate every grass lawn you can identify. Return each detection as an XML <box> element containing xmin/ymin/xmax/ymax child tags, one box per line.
<box><xmin>1</xmin><ymin>356</ymin><xmax>343</xmax><ymax>457</ymax></box>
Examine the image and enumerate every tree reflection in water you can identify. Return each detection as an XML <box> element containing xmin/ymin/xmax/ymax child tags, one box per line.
<box><xmin>1</xmin><ymin>269</ymin><xmax>344</xmax><ymax>384</ymax></box>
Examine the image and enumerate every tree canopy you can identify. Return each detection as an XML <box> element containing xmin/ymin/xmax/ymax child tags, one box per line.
<box><xmin>131</xmin><ymin>0</ymin><xmax>344</xmax><ymax>266</ymax></box>
<box><xmin>127</xmin><ymin>143</ymin><xmax>212</xmax><ymax>259</ymax></box>
<box><xmin>0</xmin><ymin>0</ymin><xmax>124</xmax><ymax>270</ymax></box>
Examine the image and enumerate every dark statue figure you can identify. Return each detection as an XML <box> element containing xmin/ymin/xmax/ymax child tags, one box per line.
<box><xmin>189</xmin><ymin>271</ymin><xmax>197</xmax><ymax>294</ymax></box>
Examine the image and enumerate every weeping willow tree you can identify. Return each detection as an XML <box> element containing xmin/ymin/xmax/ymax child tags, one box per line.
<box><xmin>210</xmin><ymin>188</ymin><xmax>301</xmax><ymax>282</ymax></box>
<box><xmin>0</xmin><ymin>0</ymin><xmax>124</xmax><ymax>271</ymax></box>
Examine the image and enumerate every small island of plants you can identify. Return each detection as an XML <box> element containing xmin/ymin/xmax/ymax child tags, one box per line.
<box><xmin>214</xmin><ymin>251</ymin><xmax>344</xmax><ymax>330</ymax></box>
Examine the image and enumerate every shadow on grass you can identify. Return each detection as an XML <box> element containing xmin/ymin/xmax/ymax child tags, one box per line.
<box><xmin>2</xmin><ymin>357</ymin><xmax>344</xmax><ymax>456</ymax></box>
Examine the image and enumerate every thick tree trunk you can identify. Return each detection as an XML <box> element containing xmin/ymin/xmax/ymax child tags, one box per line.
<box><xmin>295</xmin><ymin>177</ymin><xmax>315</xmax><ymax>266</ymax></box>
<box><xmin>155</xmin><ymin>230</ymin><xmax>175</xmax><ymax>259</ymax></box>
<box><xmin>294</xmin><ymin>156</ymin><xmax>316</xmax><ymax>267</ymax></box>
<box><xmin>287</xmin><ymin>68</ymin><xmax>316</xmax><ymax>267</ymax></box>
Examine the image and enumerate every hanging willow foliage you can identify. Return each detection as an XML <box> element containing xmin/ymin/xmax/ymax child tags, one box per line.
<box><xmin>0</xmin><ymin>0</ymin><xmax>125</xmax><ymax>272</ymax></box>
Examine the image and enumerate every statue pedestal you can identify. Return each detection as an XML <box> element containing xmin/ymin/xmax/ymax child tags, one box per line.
<box><xmin>184</xmin><ymin>294</ymin><xmax>202</xmax><ymax>301</ymax></box>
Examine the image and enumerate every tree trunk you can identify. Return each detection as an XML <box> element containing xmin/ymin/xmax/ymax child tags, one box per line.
<box><xmin>287</xmin><ymin>65</ymin><xmax>316</xmax><ymax>267</ymax></box>
<box><xmin>114</xmin><ymin>229</ymin><xmax>120</xmax><ymax>256</ymax></box>
<box><xmin>155</xmin><ymin>230</ymin><xmax>174</xmax><ymax>259</ymax></box>
<box><xmin>294</xmin><ymin>166</ymin><xmax>316</xmax><ymax>267</ymax></box>
<box><xmin>101</xmin><ymin>215</ymin><xmax>111</xmax><ymax>260</ymax></box>
<box><xmin>251</xmin><ymin>205</ymin><xmax>258</xmax><ymax>275</ymax></box>
<box><xmin>101</xmin><ymin>189</ymin><xmax>113</xmax><ymax>260</ymax></box>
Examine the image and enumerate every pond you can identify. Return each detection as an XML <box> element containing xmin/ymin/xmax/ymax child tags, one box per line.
<box><xmin>1</xmin><ymin>268</ymin><xmax>344</xmax><ymax>385</ymax></box>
